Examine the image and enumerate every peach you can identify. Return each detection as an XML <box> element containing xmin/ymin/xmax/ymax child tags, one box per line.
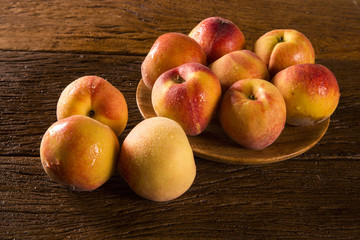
<box><xmin>189</xmin><ymin>17</ymin><xmax>246</xmax><ymax>64</ymax></box>
<box><xmin>57</xmin><ymin>76</ymin><xmax>128</xmax><ymax>136</ymax></box>
<box><xmin>209</xmin><ymin>50</ymin><xmax>269</xmax><ymax>92</ymax></box>
<box><xmin>40</xmin><ymin>115</ymin><xmax>120</xmax><ymax>191</ymax></box>
<box><xmin>254</xmin><ymin>29</ymin><xmax>315</xmax><ymax>76</ymax></box>
<box><xmin>272</xmin><ymin>63</ymin><xmax>340</xmax><ymax>126</ymax></box>
<box><xmin>141</xmin><ymin>32</ymin><xmax>207</xmax><ymax>89</ymax></box>
<box><xmin>118</xmin><ymin>117</ymin><xmax>196</xmax><ymax>202</ymax></box>
<box><xmin>151</xmin><ymin>62</ymin><xmax>221</xmax><ymax>136</ymax></box>
<box><xmin>219</xmin><ymin>79</ymin><xmax>286</xmax><ymax>150</ymax></box>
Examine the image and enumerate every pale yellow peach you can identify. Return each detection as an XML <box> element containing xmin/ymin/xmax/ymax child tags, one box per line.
<box><xmin>118</xmin><ymin>117</ymin><xmax>196</xmax><ymax>202</ymax></box>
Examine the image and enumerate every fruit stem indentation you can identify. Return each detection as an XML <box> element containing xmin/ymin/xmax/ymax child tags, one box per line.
<box><xmin>174</xmin><ymin>75</ymin><xmax>185</xmax><ymax>84</ymax></box>
<box><xmin>249</xmin><ymin>95</ymin><xmax>256</xmax><ymax>100</ymax></box>
<box><xmin>88</xmin><ymin>110</ymin><xmax>95</xmax><ymax>118</ymax></box>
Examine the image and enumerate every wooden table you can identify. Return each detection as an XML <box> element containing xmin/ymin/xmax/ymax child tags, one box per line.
<box><xmin>1</xmin><ymin>0</ymin><xmax>359</xmax><ymax>239</ymax></box>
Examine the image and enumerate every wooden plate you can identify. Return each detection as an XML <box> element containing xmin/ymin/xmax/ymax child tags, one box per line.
<box><xmin>136</xmin><ymin>79</ymin><xmax>329</xmax><ymax>165</ymax></box>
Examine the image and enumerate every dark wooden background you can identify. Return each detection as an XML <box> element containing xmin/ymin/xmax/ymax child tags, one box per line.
<box><xmin>1</xmin><ymin>0</ymin><xmax>360</xmax><ymax>239</ymax></box>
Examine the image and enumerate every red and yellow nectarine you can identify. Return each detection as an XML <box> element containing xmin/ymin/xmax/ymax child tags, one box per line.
<box><xmin>151</xmin><ymin>62</ymin><xmax>221</xmax><ymax>136</ymax></box>
<box><xmin>189</xmin><ymin>17</ymin><xmax>246</xmax><ymax>64</ymax></box>
<box><xmin>40</xmin><ymin>115</ymin><xmax>120</xmax><ymax>191</ymax></box>
<box><xmin>272</xmin><ymin>63</ymin><xmax>340</xmax><ymax>126</ymax></box>
<box><xmin>254</xmin><ymin>29</ymin><xmax>315</xmax><ymax>77</ymax></box>
<box><xmin>219</xmin><ymin>79</ymin><xmax>286</xmax><ymax>150</ymax></box>
<box><xmin>141</xmin><ymin>32</ymin><xmax>207</xmax><ymax>89</ymax></box>
<box><xmin>57</xmin><ymin>76</ymin><xmax>128</xmax><ymax>136</ymax></box>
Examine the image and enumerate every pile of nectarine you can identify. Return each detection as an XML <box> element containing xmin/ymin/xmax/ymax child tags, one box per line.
<box><xmin>39</xmin><ymin>16</ymin><xmax>341</xmax><ymax>203</ymax></box>
<box><xmin>41</xmin><ymin>76</ymin><xmax>196</xmax><ymax>202</ymax></box>
<box><xmin>40</xmin><ymin>76</ymin><xmax>128</xmax><ymax>191</ymax></box>
<box><xmin>142</xmin><ymin>16</ymin><xmax>340</xmax><ymax>150</ymax></box>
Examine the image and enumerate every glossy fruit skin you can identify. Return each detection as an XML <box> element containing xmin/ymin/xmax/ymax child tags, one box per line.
<box><xmin>254</xmin><ymin>29</ymin><xmax>315</xmax><ymax>77</ymax></box>
<box><xmin>57</xmin><ymin>76</ymin><xmax>128</xmax><ymax>136</ymax></box>
<box><xmin>210</xmin><ymin>50</ymin><xmax>269</xmax><ymax>92</ymax></box>
<box><xmin>272</xmin><ymin>63</ymin><xmax>340</xmax><ymax>126</ymax></box>
<box><xmin>141</xmin><ymin>32</ymin><xmax>207</xmax><ymax>89</ymax></box>
<box><xmin>189</xmin><ymin>16</ymin><xmax>246</xmax><ymax>64</ymax></box>
<box><xmin>219</xmin><ymin>79</ymin><xmax>286</xmax><ymax>150</ymax></box>
<box><xmin>151</xmin><ymin>62</ymin><xmax>221</xmax><ymax>136</ymax></box>
<box><xmin>40</xmin><ymin>115</ymin><xmax>120</xmax><ymax>191</ymax></box>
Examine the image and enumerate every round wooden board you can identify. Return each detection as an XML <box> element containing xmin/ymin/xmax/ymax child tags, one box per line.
<box><xmin>136</xmin><ymin>79</ymin><xmax>330</xmax><ymax>165</ymax></box>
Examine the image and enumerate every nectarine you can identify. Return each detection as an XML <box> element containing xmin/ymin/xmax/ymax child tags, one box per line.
<box><xmin>57</xmin><ymin>76</ymin><xmax>128</xmax><ymax>136</ymax></box>
<box><xmin>272</xmin><ymin>63</ymin><xmax>340</xmax><ymax>126</ymax></box>
<box><xmin>219</xmin><ymin>79</ymin><xmax>286</xmax><ymax>150</ymax></box>
<box><xmin>141</xmin><ymin>32</ymin><xmax>207</xmax><ymax>89</ymax></box>
<box><xmin>40</xmin><ymin>115</ymin><xmax>120</xmax><ymax>191</ymax></box>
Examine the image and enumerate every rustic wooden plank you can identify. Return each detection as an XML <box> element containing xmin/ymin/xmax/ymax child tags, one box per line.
<box><xmin>0</xmin><ymin>0</ymin><xmax>359</xmax><ymax>59</ymax></box>
<box><xmin>1</xmin><ymin>50</ymin><xmax>359</xmax><ymax>239</ymax></box>
<box><xmin>1</xmin><ymin>0</ymin><xmax>360</xmax><ymax>238</ymax></box>
<box><xmin>1</xmin><ymin>156</ymin><xmax>359</xmax><ymax>239</ymax></box>
<box><xmin>0</xmin><ymin>50</ymin><xmax>144</xmax><ymax>157</ymax></box>
<box><xmin>0</xmin><ymin>51</ymin><xmax>359</xmax><ymax>160</ymax></box>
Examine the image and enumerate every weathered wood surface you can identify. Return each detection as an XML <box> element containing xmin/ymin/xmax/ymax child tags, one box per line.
<box><xmin>1</xmin><ymin>0</ymin><xmax>360</xmax><ymax>239</ymax></box>
<box><xmin>1</xmin><ymin>0</ymin><xmax>359</xmax><ymax>59</ymax></box>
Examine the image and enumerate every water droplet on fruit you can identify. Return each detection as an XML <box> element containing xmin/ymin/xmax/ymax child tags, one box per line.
<box><xmin>44</xmin><ymin>161</ymin><xmax>50</xmax><ymax>168</ymax></box>
<box><xmin>49</xmin><ymin>121</ymin><xmax>68</xmax><ymax>136</ymax></box>
<box><xmin>199</xmin><ymin>93</ymin><xmax>206</xmax><ymax>102</ymax></box>
<box><xmin>318</xmin><ymin>86</ymin><xmax>326</xmax><ymax>95</ymax></box>
<box><xmin>91</xmin><ymin>159</ymin><xmax>96</xmax><ymax>166</ymax></box>
<box><xmin>54</xmin><ymin>158</ymin><xmax>60</xmax><ymax>166</ymax></box>
<box><xmin>89</xmin><ymin>144</ymin><xmax>101</xmax><ymax>167</ymax></box>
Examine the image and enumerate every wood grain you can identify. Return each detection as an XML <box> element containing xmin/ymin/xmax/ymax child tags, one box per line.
<box><xmin>1</xmin><ymin>156</ymin><xmax>360</xmax><ymax>239</ymax></box>
<box><xmin>1</xmin><ymin>0</ymin><xmax>360</xmax><ymax>239</ymax></box>
<box><xmin>136</xmin><ymin>78</ymin><xmax>330</xmax><ymax>164</ymax></box>
<box><xmin>1</xmin><ymin>0</ymin><xmax>359</xmax><ymax>59</ymax></box>
<box><xmin>0</xmin><ymin>51</ymin><xmax>144</xmax><ymax>157</ymax></box>
<box><xmin>1</xmin><ymin>52</ymin><xmax>358</xmax><ymax>161</ymax></box>
<box><xmin>1</xmin><ymin>50</ymin><xmax>359</xmax><ymax>239</ymax></box>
